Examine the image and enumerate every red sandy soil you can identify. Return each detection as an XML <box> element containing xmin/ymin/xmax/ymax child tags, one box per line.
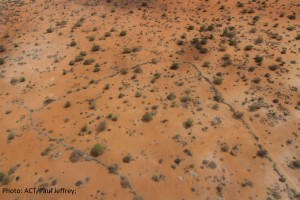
<box><xmin>0</xmin><ymin>0</ymin><xmax>299</xmax><ymax>199</ymax></box>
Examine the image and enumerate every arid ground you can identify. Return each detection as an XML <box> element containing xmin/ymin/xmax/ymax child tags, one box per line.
<box><xmin>0</xmin><ymin>0</ymin><xmax>299</xmax><ymax>199</ymax></box>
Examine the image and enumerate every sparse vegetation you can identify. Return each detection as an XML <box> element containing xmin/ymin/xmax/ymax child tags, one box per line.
<box><xmin>142</xmin><ymin>112</ymin><xmax>153</xmax><ymax>122</ymax></box>
<box><xmin>184</xmin><ymin>118</ymin><xmax>194</xmax><ymax>129</ymax></box>
<box><xmin>90</xmin><ymin>143</ymin><xmax>105</xmax><ymax>157</ymax></box>
<box><xmin>91</xmin><ymin>44</ymin><xmax>100</xmax><ymax>52</ymax></box>
<box><xmin>96</xmin><ymin>121</ymin><xmax>107</xmax><ymax>132</ymax></box>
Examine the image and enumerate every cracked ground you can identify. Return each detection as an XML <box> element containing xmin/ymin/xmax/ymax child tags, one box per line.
<box><xmin>0</xmin><ymin>0</ymin><xmax>299</xmax><ymax>199</ymax></box>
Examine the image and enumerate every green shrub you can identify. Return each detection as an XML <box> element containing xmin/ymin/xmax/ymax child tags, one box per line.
<box><xmin>104</xmin><ymin>32</ymin><xmax>111</xmax><ymax>37</ymax></box>
<box><xmin>70</xmin><ymin>41</ymin><xmax>76</xmax><ymax>46</ymax></box>
<box><xmin>69</xmin><ymin>150</ymin><xmax>84</xmax><ymax>162</ymax></box>
<box><xmin>96</xmin><ymin>121</ymin><xmax>107</xmax><ymax>132</ymax></box>
<box><xmin>93</xmin><ymin>66</ymin><xmax>100</xmax><ymax>72</ymax></box>
<box><xmin>19</xmin><ymin>77</ymin><xmax>25</xmax><ymax>82</ymax></box>
<box><xmin>123</xmin><ymin>155</ymin><xmax>132</xmax><ymax>163</ymax></box>
<box><xmin>256</xmin><ymin>149</ymin><xmax>268</xmax><ymax>158</ymax></box>
<box><xmin>90</xmin><ymin>143</ymin><xmax>105</xmax><ymax>157</ymax></box>
<box><xmin>46</xmin><ymin>27</ymin><xmax>53</xmax><ymax>33</ymax></box>
<box><xmin>81</xmin><ymin>125</ymin><xmax>88</xmax><ymax>132</ymax></box>
<box><xmin>184</xmin><ymin>118</ymin><xmax>194</xmax><ymax>128</ymax></box>
<box><xmin>207</xmin><ymin>24</ymin><xmax>215</xmax><ymax>31</ymax></box>
<box><xmin>122</xmin><ymin>48</ymin><xmax>131</xmax><ymax>54</ymax></box>
<box><xmin>187</xmin><ymin>25</ymin><xmax>194</xmax><ymax>30</ymax></box>
<box><xmin>74</xmin><ymin>55</ymin><xmax>84</xmax><ymax>62</ymax></box>
<box><xmin>0</xmin><ymin>46</ymin><xmax>5</xmax><ymax>52</ymax></box>
<box><xmin>88</xmin><ymin>36</ymin><xmax>95</xmax><ymax>41</ymax></box>
<box><xmin>244</xmin><ymin>45</ymin><xmax>253</xmax><ymax>51</ymax></box>
<box><xmin>177</xmin><ymin>40</ymin><xmax>184</xmax><ymax>45</ymax></box>
<box><xmin>167</xmin><ymin>92</ymin><xmax>176</xmax><ymax>101</ymax></box>
<box><xmin>252</xmin><ymin>77</ymin><xmax>261</xmax><ymax>84</ymax></box>
<box><xmin>83</xmin><ymin>59</ymin><xmax>95</xmax><ymax>65</ymax></box>
<box><xmin>91</xmin><ymin>44</ymin><xmax>100</xmax><ymax>51</ymax></box>
<box><xmin>213</xmin><ymin>76</ymin><xmax>223</xmax><ymax>85</ymax></box>
<box><xmin>254</xmin><ymin>55</ymin><xmax>263</xmax><ymax>64</ymax></box>
<box><xmin>212</xmin><ymin>103</ymin><xmax>219</xmax><ymax>110</ymax></box>
<box><xmin>287</xmin><ymin>14</ymin><xmax>296</xmax><ymax>20</ymax></box>
<box><xmin>41</xmin><ymin>147</ymin><xmax>51</xmax><ymax>156</ymax></box>
<box><xmin>119</xmin><ymin>31</ymin><xmax>127</xmax><ymax>36</ymax></box>
<box><xmin>142</xmin><ymin>112</ymin><xmax>153</xmax><ymax>122</ymax></box>
<box><xmin>0</xmin><ymin>172</ymin><xmax>5</xmax><ymax>182</ymax></box>
<box><xmin>0</xmin><ymin>58</ymin><xmax>4</xmax><ymax>65</ymax></box>
<box><xmin>64</xmin><ymin>101</ymin><xmax>71</xmax><ymax>108</ymax></box>
<box><xmin>79</xmin><ymin>51</ymin><xmax>87</xmax><ymax>56</ymax></box>
<box><xmin>0</xmin><ymin>173</ymin><xmax>9</xmax><ymax>185</ymax></box>
<box><xmin>7</xmin><ymin>133</ymin><xmax>14</xmax><ymax>141</ymax></box>
<box><xmin>170</xmin><ymin>62</ymin><xmax>179</xmax><ymax>70</ymax></box>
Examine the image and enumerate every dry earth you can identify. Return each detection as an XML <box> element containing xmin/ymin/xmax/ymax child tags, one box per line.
<box><xmin>0</xmin><ymin>0</ymin><xmax>299</xmax><ymax>199</ymax></box>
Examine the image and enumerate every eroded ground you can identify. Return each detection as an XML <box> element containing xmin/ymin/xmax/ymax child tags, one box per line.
<box><xmin>0</xmin><ymin>0</ymin><xmax>299</xmax><ymax>199</ymax></box>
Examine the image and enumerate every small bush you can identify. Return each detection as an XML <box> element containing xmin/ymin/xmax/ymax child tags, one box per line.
<box><xmin>92</xmin><ymin>44</ymin><xmax>100</xmax><ymax>52</ymax></box>
<box><xmin>96</xmin><ymin>121</ymin><xmax>107</xmax><ymax>132</ymax></box>
<box><xmin>134</xmin><ymin>66</ymin><xmax>142</xmax><ymax>73</ymax></box>
<box><xmin>287</xmin><ymin>14</ymin><xmax>296</xmax><ymax>20</ymax></box>
<box><xmin>119</xmin><ymin>31</ymin><xmax>127</xmax><ymax>36</ymax></box>
<box><xmin>177</xmin><ymin>40</ymin><xmax>184</xmax><ymax>45</ymax></box>
<box><xmin>0</xmin><ymin>173</ymin><xmax>9</xmax><ymax>185</ymax></box>
<box><xmin>244</xmin><ymin>45</ymin><xmax>253</xmax><ymax>51</ymax></box>
<box><xmin>41</xmin><ymin>147</ymin><xmax>51</xmax><ymax>156</ymax></box>
<box><xmin>79</xmin><ymin>51</ymin><xmax>86</xmax><ymax>56</ymax></box>
<box><xmin>83</xmin><ymin>59</ymin><xmax>95</xmax><ymax>65</ymax></box>
<box><xmin>43</xmin><ymin>98</ymin><xmax>55</xmax><ymax>105</ymax></box>
<box><xmin>69</xmin><ymin>150</ymin><xmax>84</xmax><ymax>162</ymax></box>
<box><xmin>46</xmin><ymin>27</ymin><xmax>53</xmax><ymax>33</ymax></box>
<box><xmin>254</xmin><ymin>55</ymin><xmax>263</xmax><ymax>64</ymax></box>
<box><xmin>122</xmin><ymin>48</ymin><xmax>131</xmax><ymax>54</ymax></box>
<box><xmin>213</xmin><ymin>76</ymin><xmax>223</xmax><ymax>85</ymax></box>
<box><xmin>104</xmin><ymin>32</ymin><xmax>111</xmax><ymax>37</ymax></box>
<box><xmin>233</xmin><ymin>111</ymin><xmax>243</xmax><ymax>119</ymax></box>
<box><xmin>212</xmin><ymin>103</ymin><xmax>219</xmax><ymax>110</ymax></box>
<box><xmin>10</xmin><ymin>77</ymin><xmax>18</xmax><ymax>85</ymax></box>
<box><xmin>170</xmin><ymin>62</ymin><xmax>179</xmax><ymax>70</ymax></box>
<box><xmin>90</xmin><ymin>143</ymin><xmax>105</xmax><ymax>157</ymax></box>
<box><xmin>256</xmin><ymin>149</ymin><xmax>268</xmax><ymax>158</ymax></box>
<box><xmin>64</xmin><ymin>101</ymin><xmax>71</xmax><ymax>108</ymax></box>
<box><xmin>7</xmin><ymin>133</ymin><xmax>14</xmax><ymax>141</ymax></box>
<box><xmin>0</xmin><ymin>58</ymin><xmax>4</xmax><ymax>65</ymax></box>
<box><xmin>187</xmin><ymin>25</ymin><xmax>194</xmax><ymax>30</ymax></box>
<box><xmin>122</xmin><ymin>155</ymin><xmax>132</xmax><ymax>163</ymax></box>
<box><xmin>103</xmin><ymin>83</ymin><xmax>110</xmax><ymax>90</ymax></box>
<box><xmin>19</xmin><ymin>77</ymin><xmax>25</xmax><ymax>82</ymax></box>
<box><xmin>142</xmin><ymin>112</ymin><xmax>153</xmax><ymax>122</ymax></box>
<box><xmin>74</xmin><ymin>55</ymin><xmax>84</xmax><ymax>62</ymax></box>
<box><xmin>252</xmin><ymin>77</ymin><xmax>261</xmax><ymax>84</ymax></box>
<box><xmin>0</xmin><ymin>172</ymin><xmax>5</xmax><ymax>182</ymax></box>
<box><xmin>255</xmin><ymin>37</ymin><xmax>263</xmax><ymax>44</ymax></box>
<box><xmin>108</xmin><ymin>164</ymin><xmax>118</xmax><ymax>174</ymax></box>
<box><xmin>167</xmin><ymin>92</ymin><xmax>176</xmax><ymax>101</ymax></box>
<box><xmin>0</xmin><ymin>46</ymin><xmax>5</xmax><ymax>52</ymax></box>
<box><xmin>184</xmin><ymin>118</ymin><xmax>194</xmax><ymax>129</ymax></box>
<box><xmin>88</xmin><ymin>36</ymin><xmax>95</xmax><ymax>42</ymax></box>
<box><xmin>93</xmin><ymin>66</ymin><xmax>100</xmax><ymax>72</ymax></box>
<box><xmin>70</xmin><ymin>41</ymin><xmax>76</xmax><ymax>47</ymax></box>
<box><xmin>207</xmin><ymin>25</ymin><xmax>214</xmax><ymax>31</ymax></box>
<box><xmin>81</xmin><ymin>125</ymin><xmax>88</xmax><ymax>132</ymax></box>
<box><xmin>220</xmin><ymin>143</ymin><xmax>229</xmax><ymax>152</ymax></box>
